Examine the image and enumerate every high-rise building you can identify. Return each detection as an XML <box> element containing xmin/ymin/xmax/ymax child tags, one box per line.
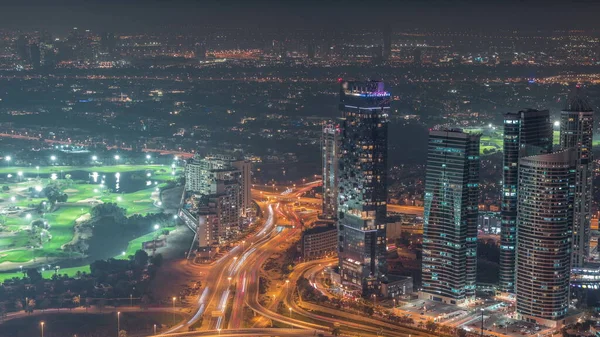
<box><xmin>560</xmin><ymin>86</ymin><xmax>594</xmax><ymax>268</ymax></box>
<box><xmin>516</xmin><ymin>149</ymin><xmax>577</xmax><ymax>327</ymax></box>
<box><xmin>420</xmin><ymin>129</ymin><xmax>480</xmax><ymax>305</ymax></box>
<box><xmin>337</xmin><ymin>80</ymin><xmax>390</xmax><ymax>294</ymax></box>
<box><xmin>184</xmin><ymin>154</ymin><xmax>251</xmax><ymax>243</ymax></box>
<box><xmin>382</xmin><ymin>25</ymin><xmax>392</xmax><ymax>60</ymax></box>
<box><xmin>322</xmin><ymin>123</ymin><xmax>340</xmax><ymax>219</ymax></box>
<box><xmin>232</xmin><ymin>159</ymin><xmax>252</xmax><ymax>217</ymax></box>
<box><xmin>499</xmin><ymin>109</ymin><xmax>553</xmax><ymax>293</ymax></box>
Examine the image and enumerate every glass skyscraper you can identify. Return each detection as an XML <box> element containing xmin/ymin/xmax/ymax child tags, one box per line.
<box><xmin>337</xmin><ymin>80</ymin><xmax>390</xmax><ymax>295</ymax></box>
<box><xmin>421</xmin><ymin>129</ymin><xmax>480</xmax><ymax>305</ymax></box>
<box><xmin>516</xmin><ymin>149</ymin><xmax>576</xmax><ymax>328</ymax></box>
<box><xmin>499</xmin><ymin>109</ymin><xmax>553</xmax><ymax>294</ymax></box>
<box><xmin>322</xmin><ymin>122</ymin><xmax>340</xmax><ymax>219</ymax></box>
<box><xmin>560</xmin><ymin>86</ymin><xmax>594</xmax><ymax>268</ymax></box>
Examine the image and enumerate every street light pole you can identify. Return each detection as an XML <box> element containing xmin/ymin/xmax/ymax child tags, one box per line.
<box><xmin>480</xmin><ymin>309</ymin><xmax>484</xmax><ymax>337</ymax></box>
<box><xmin>172</xmin><ymin>297</ymin><xmax>176</xmax><ymax>325</ymax></box>
<box><xmin>117</xmin><ymin>311</ymin><xmax>120</xmax><ymax>337</ymax></box>
<box><xmin>153</xmin><ymin>324</ymin><xmax>156</xmax><ymax>335</ymax></box>
<box><xmin>40</xmin><ymin>321</ymin><xmax>44</xmax><ymax>337</ymax></box>
<box><xmin>288</xmin><ymin>307</ymin><xmax>293</xmax><ymax>328</ymax></box>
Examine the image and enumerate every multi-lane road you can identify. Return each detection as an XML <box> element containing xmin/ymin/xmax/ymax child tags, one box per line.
<box><xmin>157</xmin><ymin>183</ymin><xmax>428</xmax><ymax>337</ymax></box>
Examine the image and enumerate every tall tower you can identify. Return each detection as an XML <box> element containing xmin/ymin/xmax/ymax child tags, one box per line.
<box><xmin>322</xmin><ymin>123</ymin><xmax>340</xmax><ymax>219</ymax></box>
<box><xmin>382</xmin><ymin>25</ymin><xmax>392</xmax><ymax>60</ymax></box>
<box><xmin>499</xmin><ymin>109</ymin><xmax>553</xmax><ymax>294</ymax></box>
<box><xmin>232</xmin><ymin>160</ymin><xmax>252</xmax><ymax>217</ymax></box>
<box><xmin>420</xmin><ymin>129</ymin><xmax>480</xmax><ymax>305</ymax></box>
<box><xmin>516</xmin><ymin>149</ymin><xmax>576</xmax><ymax>328</ymax></box>
<box><xmin>337</xmin><ymin>80</ymin><xmax>390</xmax><ymax>295</ymax></box>
<box><xmin>560</xmin><ymin>85</ymin><xmax>594</xmax><ymax>268</ymax></box>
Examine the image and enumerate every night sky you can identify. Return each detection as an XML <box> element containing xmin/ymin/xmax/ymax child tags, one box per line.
<box><xmin>2</xmin><ymin>0</ymin><xmax>600</xmax><ymax>33</ymax></box>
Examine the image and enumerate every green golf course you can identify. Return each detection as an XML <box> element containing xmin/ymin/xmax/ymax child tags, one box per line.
<box><xmin>0</xmin><ymin>164</ymin><xmax>183</xmax><ymax>282</ymax></box>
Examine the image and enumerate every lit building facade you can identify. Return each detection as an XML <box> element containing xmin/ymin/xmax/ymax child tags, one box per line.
<box><xmin>421</xmin><ymin>129</ymin><xmax>480</xmax><ymax>305</ymax></box>
<box><xmin>499</xmin><ymin>109</ymin><xmax>553</xmax><ymax>293</ymax></box>
<box><xmin>516</xmin><ymin>149</ymin><xmax>576</xmax><ymax>327</ymax></box>
<box><xmin>337</xmin><ymin>80</ymin><xmax>390</xmax><ymax>295</ymax></box>
<box><xmin>301</xmin><ymin>224</ymin><xmax>337</xmax><ymax>260</ymax></box>
<box><xmin>183</xmin><ymin>154</ymin><xmax>251</xmax><ymax>246</ymax></box>
<box><xmin>232</xmin><ymin>160</ymin><xmax>252</xmax><ymax>217</ymax></box>
<box><xmin>322</xmin><ymin>123</ymin><xmax>340</xmax><ymax>218</ymax></box>
<box><xmin>560</xmin><ymin>87</ymin><xmax>594</xmax><ymax>268</ymax></box>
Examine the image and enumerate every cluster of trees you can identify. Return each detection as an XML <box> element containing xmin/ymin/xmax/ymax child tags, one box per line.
<box><xmin>42</xmin><ymin>185</ymin><xmax>68</xmax><ymax>204</ymax></box>
<box><xmin>258</xmin><ymin>276</ymin><xmax>269</xmax><ymax>295</ymax></box>
<box><xmin>297</xmin><ymin>277</ymin><xmax>327</xmax><ymax>304</ymax></box>
<box><xmin>89</xmin><ymin>204</ymin><xmax>176</xmax><ymax>231</ymax></box>
<box><xmin>127</xmin><ymin>212</ymin><xmax>177</xmax><ymax>230</ymax></box>
<box><xmin>90</xmin><ymin>203</ymin><xmax>127</xmax><ymax>223</ymax></box>
<box><xmin>0</xmin><ymin>250</ymin><xmax>164</xmax><ymax>316</ymax></box>
<box><xmin>561</xmin><ymin>320</ymin><xmax>593</xmax><ymax>337</ymax></box>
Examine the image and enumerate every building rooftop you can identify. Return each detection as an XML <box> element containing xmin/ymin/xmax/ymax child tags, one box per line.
<box><xmin>563</xmin><ymin>85</ymin><xmax>593</xmax><ymax>112</ymax></box>
<box><xmin>303</xmin><ymin>224</ymin><xmax>336</xmax><ymax>235</ymax></box>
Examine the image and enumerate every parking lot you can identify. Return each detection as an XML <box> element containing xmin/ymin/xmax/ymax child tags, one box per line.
<box><xmin>399</xmin><ymin>299</ymin><xmax>462</xmax><ymax>321</ymax></box>
<box><xmin>396</xmin><ymin>298</ymin><xmax>552</xmax><ymax>337</ymax></box>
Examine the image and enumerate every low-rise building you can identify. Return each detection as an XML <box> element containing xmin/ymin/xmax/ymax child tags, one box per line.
<box><xmin>381</xmin><ymin>275</ymin><xmax>413</xmax><ymax>298</ymax></box>
<box><xmin>301</xmin><ymin>224</ymin><xmax>337</xmax><ymax>260</ymax></box>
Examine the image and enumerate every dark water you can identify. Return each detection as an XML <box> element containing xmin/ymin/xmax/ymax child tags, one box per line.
<box><xmin>70</xmin><ymin>170</ymin><xmax>149</xmax><ymax>193</ymax></box>
<box><xmin>55</xmin><ymin>217</ymin><xmax>153</xmax><ymax>269</ymax></box>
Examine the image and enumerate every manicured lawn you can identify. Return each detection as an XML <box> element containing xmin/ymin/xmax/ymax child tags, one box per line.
<box><xmin>114</xmin><ymin>226</ymin><xmax>175</xmax><ymax>260</ymax></box>
<box><xmin>0</xmin><ymin>205</ymin><xmax>90</xmax><ymax>263</ymax></box>
<box><xmin>0</xmin><ymin>163</ymin><xmax>181</xmax><ymax>280</ymax></box>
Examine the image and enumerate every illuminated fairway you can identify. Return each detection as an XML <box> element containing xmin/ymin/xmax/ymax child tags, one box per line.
<box><xmin>0</xmin><ymin>164</ymin><xmax>182</xmax><ymax>281</ymax></box>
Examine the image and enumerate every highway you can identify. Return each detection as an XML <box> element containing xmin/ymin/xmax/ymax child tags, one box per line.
<box><xmin>251</xmin><ymin>181</ymin><xmax>424</xmax><ymax>217</ymax></box>
<box><xmin>162</xmin><ymin>182</ymin><xmax>428</xmax><ymax>337</ymax></box>
<box><xmin>163</xmin><ymin>202</ymin><xmax>280</xmax><ymax>333</ymax></box>
<box><xmin>156</xmin><ymin>328</ymin><xmax>325</xmax><ymax>337</ymax></box>
<box><xmin>205</xmin><ymin>202</ymin><xmax>282</xmax><ymax>331</ymax></box>
<box><xmin>281</xmin><ymin>260</ymin><xmax>432</xmax><ymax>337</ymax></box>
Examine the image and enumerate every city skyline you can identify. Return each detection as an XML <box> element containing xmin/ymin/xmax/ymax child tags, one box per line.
<box><xmin>1</xmin><ymin>2</ymin><xmax>600</xmax><ymax>336</ymax></box>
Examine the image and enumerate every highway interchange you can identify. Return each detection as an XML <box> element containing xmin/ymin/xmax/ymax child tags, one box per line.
<box><xmin>154</xmin><ymin>183</ymin><xmax>430</xmax><ymax>337</ymax></box>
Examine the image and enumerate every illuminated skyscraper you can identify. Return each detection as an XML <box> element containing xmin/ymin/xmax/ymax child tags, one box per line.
<box><xmin>499</xmin><ymin>109</ymin><xmax>553</xmax><ymax>293</ymax></box>
<box><xmin>322</xmin><ymin>122</ymin><xmax>340</xmax><ymax>219</ymax></box>
<box><xmin>421</xmin><ymin>129</ymin><xmax>480</xmax><ymax>305</ymax></box>
<box><xmin>560</xmin><ymin>86</ymin><xmax>594</xmax><ymax>268</ymax></box>
<box><xmin>516</xmin><ymin>149</ymin><xmax>576</xmax><ymax>327</ymax></box>
<box><xmin>337</xmin><ymin>80</ymin><xmax>390</xmax><ymax>294</ymax></box>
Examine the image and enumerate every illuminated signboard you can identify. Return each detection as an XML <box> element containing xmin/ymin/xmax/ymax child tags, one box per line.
<box><xmin>361</xmin><ymin>92</ymin><xmax>391</xmax><ymax>97</ymax></box>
